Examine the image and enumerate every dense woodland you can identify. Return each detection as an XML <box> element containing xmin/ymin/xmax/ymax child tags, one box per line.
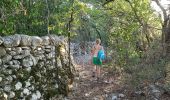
<box><xmin>1</xmin><ymin>0</ymin><xmax>170</xmax><ymax>99</ymax></box>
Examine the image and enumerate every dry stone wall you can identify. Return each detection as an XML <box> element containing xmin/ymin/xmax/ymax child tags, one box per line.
<box><xmin>0</xmin><ymin>34</ymin><xmax>75</xmax><ymax>100</ymax></box>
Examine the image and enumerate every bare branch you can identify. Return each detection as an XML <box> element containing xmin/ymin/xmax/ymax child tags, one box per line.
<box><xmin>102</xmin><ymin>0</ymin><xmax>115</xmax><ymax>6</ymax></box>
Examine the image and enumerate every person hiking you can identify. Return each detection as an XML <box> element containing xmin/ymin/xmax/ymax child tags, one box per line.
<box><xmin>91</xmin><ymin>39</ymin><xmax>104</xmax><ymax>80</ymax></box>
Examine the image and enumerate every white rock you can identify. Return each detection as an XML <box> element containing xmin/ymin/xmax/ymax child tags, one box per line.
<box><xmin>10</xmin><ymin>65</ymin><xmax>20</xmax><ymax>69</ymax></box>
<box><xmin>4</xmin><ymin>85</ymin><xmax>11</xmax><ymax>92</ymax></box>
<box><xmin>20</xmin><ymin>92</ymin><xmax>24</xmax><ymax>97</ymax></box>
<box><xmin>7</xmin><ymin>70</ymin><xmax>12</xmax><ymax>74</ymax></box>
<box><xmin>3</xmin><ymin>34</ymin><xmax>21</xmax><ymax>47</ymax></box>
<box><xmin>6</xmin><ymin>76</ymin><xmax>13</xmax><ymax>83</ymax></box>
<box><xmin>93</xmin><ymin>97</ymin><xmax>98</xmax><ymax>100</ymax></box>
<box><xmin>55</xmin><ymin>84</ymin><xmax>58</xmax><ymax>88</ymax></box>
<box><xmin>36</xmin><ymin>90</ymin><xmax>41</xmax><ymax>99</ymax></box>
<box><xmin>112</xmin><ymin>94</ymin><xmax>117</xmax><ymax>100</ymax></box>
<box><xmin>3</xmin><ymin>93</ymin><xmax>8</xmax><ymax>99</ymax></box>
<box><xmin>9</xmin><ymin>91</ymin><xmax>15</xmax><ymax>98</ymax></box>
<box><xmin>20</xmin><ymin>35</ymin><xmax>32</xmax><ymax>46</ymax></box>
<box><xmin>25</xmin><ymin>81</ymin><xmax>31</xmax><ymax>87</ymax></box>
<box><xmin>41</xmin><ymin>36</ymin><xmax>50</xmax><ymax>45</ymax></box>
<box><xmin>22</xmin><ymin>49</ymin><xmax>30</xmax><ymax>56</ymax></box>
<box><xmin>23</xmin><ymin>88</ymin><xmax>30</xmax><ymax>95</ymax></box>
<box><xmin>13</xmin><ymin>60</ymin><xmax>21</xmax><ymax>65</ymax></box>
<box><xmin>9</xmin><ymin>51</ymin><xmax>17</xmax><ymax>56</ymax></box>
<box><xmin>37</xmin><ymin>47</ymin><xmax>42</xmax><ymax>50</ymax></box>
<box><xmin>12</xmin><ymin>75</ymin><xmax>17</xmax><ymax>79</ymax></box>
<box><xmin>8</xmin><ymin>61</ymin><xmax>13</xmax><ymax>65</ymax></box>
<box><xmin>13</xmin><ymin>55</ymin><xmax>24</xmax><ymax>59</ymax></box>
<box><xmin>2</xmin><ymin>54</ymin><xmax>12</xmax><ymax>64</ymax></box>
<box><xmin>0</xmin><ymin>77</ymin><xmax>2</xmax><ymax>82</ymax></box>
<box><xmin>16</xmin><ymin>47</ymin><xmax>22</xmax><ymax>54</ymax></box>
<box><xmin>26</xmin><ymin>67</ymin><xmax>32</xmax><ymax>72</ymax></box>
<box><xmin>64</xmin><ymin>97</ymin><xmax>69</xmax><ymax>100</ymax></box>
<box><xmin>3</xmin><ymin>65</ymin><xmax>8</xmax><ymax>68</ymax></box>
<box><xmin>22</xmin><ymin>56</ymin><xmax>34</xmax><ymax>67</ymax></box>
<box><xmin>118</xmin><ymin>93</ymin><xmax>125</xmax><ymax>98</ymax></box>
<box><xmin>152</xmin><ymin>89</ymin><xmax>160</xmax><ymax>93</ymax></box>
<box><xmin>31</xmin><ymin>36</ymin><xmax>43</xmax><ymax>46</ymax></box>
<box><xmin>29</xmin><ymin>86</ymin><xmax>35</xmax><ymax>91</ymax></box>
<box><xmin>0</xmin><ymin>47</ymin><xmax>6</xmax><ymax>57</ymax></box>
<box><xmin>31</xmin><ymin>93</ymin><xmax>38</xmax><ymax>100</ymax></box>
<box><xmin>85</xmin><ymin>92</ymin><xmax>92</xmax><ymax>97</ymax></box>
<box><xmin>15</xmin><ymin>82</ymin><xmax>22</xmax><ymax>90</ymax></box>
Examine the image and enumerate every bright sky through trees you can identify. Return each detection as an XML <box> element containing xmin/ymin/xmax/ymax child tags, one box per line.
<box><xmin>151</xmin><ymin>0</ymin><xmax>170</xmax><ymax>12</ymax></box>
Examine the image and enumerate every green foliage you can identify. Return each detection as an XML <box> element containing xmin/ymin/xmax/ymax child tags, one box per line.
<box><xmin>0</xmin><ymin>0</ymin><xmax>162</xmax><ymax>60</ymax></box>
<box><xmin>0</xmin><ymin>0</ymin><xmax>75</xmax><ymax>36</ymax></box>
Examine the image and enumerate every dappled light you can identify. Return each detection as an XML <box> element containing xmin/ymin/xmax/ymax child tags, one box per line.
<box><xmin>1</xmin><ymin>0</ymin><xmax>170</xmax><ymax>100</ymax></box>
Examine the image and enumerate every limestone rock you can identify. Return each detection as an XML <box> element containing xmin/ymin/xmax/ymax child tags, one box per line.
<box><xmin>15</xmin><ymin>82</ymin><xmax>22</xmax><ymax>90</ymax></box>
<box><xmin>13</xmin><ymin>55</ymin><xmax>24</xmax><ymax>59</ymax></box>
<box><xmin>16</xmin><ymin>47</ymin><xmax>22</xmax><ymax>54</ymax></box>
<box><xmin>41</xmin><ymin>36</ymin><xmax>50</xmax><ymax>45</ymax></box>
<box><xmin>23</xmin><ymin>88</ymin><xmax>30</xmax><ymax>95</ymax></box>
<box><xmin>20</xmin><ymin>35</ymin><xmax>32</xmax><ymax>46</ymax></box>
<box><xmin>2</xmin><ymin>55</ymin><xmax>12</xmax><ymax>64</ymax></box>
<box><xmin>10</xmin><ymin>65</ymin><xmax>20</xmax><ymax>69</ymax></box>
<box><xmin>4</xmin><ymin>85</ymin><xmax>11</xmax><ymax>92</ymax></box>
<box><xmin>0</xmin><ymin>36</ymin><xmax>3</xmax><ymax>45</ymax></box>
<box><xmin>9</xmin><ymin>91</ymin><xmax>15</xmax><ymax>98</ymax></box>
<box><xmin>31</xmin><ymin>36</ymin><xmax>42</xmax><ymax>46</ymax></box>
<box><xmin>9</xmin><ymin>51</ymin><xmax>17</xmax><ymax>56</ymax></box>
<box><xmin>0</xmin><ymin>77</ymin><xmax>2</xmax><ymax>82</ymax></box>
<box><xmin>3</xmin><ymin>34</ymin><xmax>21</xmax><ymax>47</ymax></box>
<box><xmin>0</xmin><ymin>47</ymin><xmax>6</xmax><ymax>57</ymax></box>
<box><xmin>22</xmin><ymin>56</ymin><xmax>34</xmax><ymax>67</ymax></box>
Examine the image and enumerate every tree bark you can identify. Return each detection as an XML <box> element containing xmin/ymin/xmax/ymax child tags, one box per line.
<box><xmin>152</xmin><ymin>0</ymin><xmax>170</xmax><ymax>84</ymax></box>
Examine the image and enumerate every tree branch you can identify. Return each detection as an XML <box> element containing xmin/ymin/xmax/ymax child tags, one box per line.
<box><xmin>102</xmin><ymin>0</ymin><xmax>115</xmax><ymax>6</ymax></box>
<box><xmin>126</xmin><ymin>0</ymin><xmax>143</xmax><ymax>26</ymax></box>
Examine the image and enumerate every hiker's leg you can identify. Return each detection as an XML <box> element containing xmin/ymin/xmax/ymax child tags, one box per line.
<box><xmin>92</xmin><ymin>65</ymin><xmax>96</xmax><ymax>77</ymax></box>
<box><xmin>96</xmin><ymin>66</ymin><xmax>100</xmax><ymax>78</ymax></box>
<box><xmin>96</xmin><ymin>66</ymin><xmax>101</xmax><ymax>78</ymax></box>
<box><xmin>97</xmin><ymin>59</ymin><xmax>102</xmax><ymax>78</ymax></box>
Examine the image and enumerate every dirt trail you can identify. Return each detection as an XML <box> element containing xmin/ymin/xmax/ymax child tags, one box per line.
<box><xmin>67</xmin><ymin>64</ymin><xmax>124</xmax><ymax>100</ymax></box>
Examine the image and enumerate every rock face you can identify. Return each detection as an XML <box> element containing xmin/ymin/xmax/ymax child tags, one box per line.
<box><xmin>0</xmin><ymin>34</ymin><xmax>75</xmax><ymax>99</ymax></box>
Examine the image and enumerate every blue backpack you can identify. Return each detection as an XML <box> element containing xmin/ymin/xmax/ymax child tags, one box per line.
<box><xmin>97</xmin><ymin>49</ymin><xmax>105</xmax><ymax>60</ymax></box>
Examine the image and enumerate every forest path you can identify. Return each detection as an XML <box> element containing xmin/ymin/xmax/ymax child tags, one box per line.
<box><xmin>66</xmin><ymin>63</ymin><xmax>170</xmax><ymax>100</ymax></box>
<box><xmin>67</xmin><ymin>64</ymin><xmax>125</xmax><ymax>100</ymax></box>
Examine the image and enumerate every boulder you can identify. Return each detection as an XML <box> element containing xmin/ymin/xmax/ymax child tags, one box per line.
<box><xmin>3</xmin><ymin>34</ymin><xmax>21</xmax><ymax>47</ymax></box>
<box><xmin>20</xmin><ymin>35</ymin><xmax>32</xmax><ymax>46</ymax></box>
<box><xmin>31</xmin><ymin>36</ymin><xmax>42</xmax><ymax>46</ymax></box>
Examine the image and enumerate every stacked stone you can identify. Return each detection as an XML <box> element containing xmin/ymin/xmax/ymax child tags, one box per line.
<box><xmin>0</xmin><ymin>34</ymin><xmax>75</xmax><ymax>100</ymax></box>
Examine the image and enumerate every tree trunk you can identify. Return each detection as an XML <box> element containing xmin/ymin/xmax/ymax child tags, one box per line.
<box><xmin>152</xmin><ymin>0</ymin><xmax>170</xmax><ymax>84</ymax></box>
<box><xmin>164</xmin><ymin>18</ymin><xmax>170</xmax><ymax>83</ymax></box>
